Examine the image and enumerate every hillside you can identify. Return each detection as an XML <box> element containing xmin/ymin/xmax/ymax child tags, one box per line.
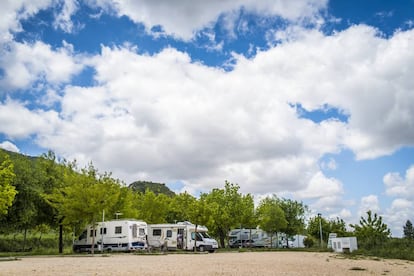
<box><xmin>128</xmin><ymin>180</ymin><xmax>175</xmax><ymax>197</ymax></box>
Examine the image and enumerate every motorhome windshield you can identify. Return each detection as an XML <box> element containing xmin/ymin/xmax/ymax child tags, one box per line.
<box><xmin>199</xmin><ymin>232</ymin><xmax>211</xmax><ymax>238</ymax></box>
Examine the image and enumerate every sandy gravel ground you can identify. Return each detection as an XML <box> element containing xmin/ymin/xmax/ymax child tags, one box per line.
<box><xmin>1</xmin><ymin>251</ymin><xmax>414</xmax><ymax>275</ymax></box>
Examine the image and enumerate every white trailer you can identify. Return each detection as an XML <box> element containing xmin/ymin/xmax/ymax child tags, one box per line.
<box><xmin>73</xmin><ymin>219</ymin><xmax>148</xmax><ymax>253</ymax></box>
<box><xmin>148</xmin><ymin>221</ymin><xmax>218</xmax><ymax>252</ymax></box>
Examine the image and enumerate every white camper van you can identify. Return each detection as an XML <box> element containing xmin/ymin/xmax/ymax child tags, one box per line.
<box><xmin>73</xmin><ymin>219</ymin><xmax>148</xmax><ymax>253</ymax></box>
<box><xmin>148</xmin><ymin>221</ymin><xmax>218</xmax><ymax>252</ymax></box>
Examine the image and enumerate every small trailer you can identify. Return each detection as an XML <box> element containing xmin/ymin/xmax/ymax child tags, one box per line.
<box><xmin>148</xmin><ymin>221</ymin><xmax>218</xmax><ymax>252</ymax></box>
<box><xmin>73</xmin><ymin>219</ymin><xmax>148</xmax><ymax>253</ymax></box>
<box><xmin>330</xmin><ymin>237</ymin><xmax>358</xmax><ymax>253</ymax></box>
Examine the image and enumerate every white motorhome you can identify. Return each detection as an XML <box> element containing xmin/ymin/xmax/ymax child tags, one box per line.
<box><xmin>148</xmin><ymin>221</ymin><xmax>218</xmax><ymax>252</ymax></box>
<box><xmin>228</xmin><ymin>228</ymin><xmax>304</xmax><ymax>248</ymax></box>
<box><xmin>73</xmin><ymin>219</ymin><xmax>148</xmax><ymax>253</ymax></box>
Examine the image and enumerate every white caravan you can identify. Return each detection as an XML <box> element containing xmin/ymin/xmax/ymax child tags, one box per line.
<box><xmin>73</xmin><ymin>219</ymin><xmax>148</xmax><ymax>252</ymax></box>
<box><xmin>148</xmin><ymin>221</ymin><xmax>218</xmax><ymax>252</ymax></box>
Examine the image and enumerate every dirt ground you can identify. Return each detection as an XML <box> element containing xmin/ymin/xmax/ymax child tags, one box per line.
<box><xmin>1</xmin><ymin>251</ymin><xmax>414</xmax><ymax>275</ymax></box>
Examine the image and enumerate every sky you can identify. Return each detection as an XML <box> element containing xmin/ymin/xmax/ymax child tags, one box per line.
<box><xmin>1</xmin><ymin>0</ymin><xmax>414</xmax><ymax>236</ymax></box>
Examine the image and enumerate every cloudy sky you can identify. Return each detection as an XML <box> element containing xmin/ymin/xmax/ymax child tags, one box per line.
<box><xmin>1</xmin><ymin>0</ymin><xmax>414</xmax><ymax>236</ymax></box>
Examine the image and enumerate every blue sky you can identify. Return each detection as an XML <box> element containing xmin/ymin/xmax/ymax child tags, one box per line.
<box><xmin>1</xmin><ymin>0</ymin><xmax>414</xmax><ymax>236</ymax></box>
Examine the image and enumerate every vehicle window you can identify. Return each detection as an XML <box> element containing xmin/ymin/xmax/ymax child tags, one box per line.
<box><xmin>199</xmin><ymin>232</ymin><xmax>210</xmax><ymax>238</ymax></box>
<box><xmin>115</xmin><ymin>226</ymin><xmax>122</xmax><ymax>234</ymax></box>
<box><xmin>139</xmin><ymin>228</ymin><xmax>145</xmax><ymax>236</ymax></box>
<box><xmin>166</xmin><ymin>230</ymin><xmax>172</xmax><ymax>238</ymax></box>
<box><xmin>100</xmin><ymin>228</ymin><xmax>107</xmax><ymax>235</ymax></box>
<box><xmin>79</xmin><ymin>230</ymin><xmax>87</xmax><ymax>240</ymax></box>
<box><xmin>90</xmin><ymin>229</ymin><xmax>96</xmax><ymax>237</ymax></box>
<box><xmin>153</xmin><ymin>229</ymin><xmax>162</xmax><ymax>236</ymax></box>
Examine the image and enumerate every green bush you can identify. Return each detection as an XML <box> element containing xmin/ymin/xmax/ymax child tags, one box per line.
<box><xmin>303</xmin><ymin>236</ymin><xmax>315</xmax><ymax>248</ymax></box>
<box><xmin>0</xmin><ymin>231</ymin><xmax>72</xmax><ymax>253</ymax></box>
<box><xmin>351</xmin><ymin>238</ymin><xmax>414</xmax><ymax>261</ymax></box>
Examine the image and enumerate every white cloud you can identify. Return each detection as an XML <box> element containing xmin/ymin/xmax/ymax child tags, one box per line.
<box><xmin>0</xmin><ymin>99</ymin><xmax>59</xmax><ymax>139</ymax></box>
<box><xmin>87</xmin><ymin>0</ymin><xmax>328</xmax><ymax>40</ymax></box>
<box><xmin>0</xmin><ymin>0</ymin><xmax>52</xmax><ymax>43</ymax></box>
<box><xmin>53</xmin><ymin>0</ymin><xmax>80</xmax><ymax>33</ymax></box>
<box><xmin>358</xmin><ymin>195</ymin><xmax>380</xmax><ymax>218</ymax></box>
<box><xmin>383</xmin><ymin>198</ymin><xmax>414</xmax><ymax>237</ymax></box>
<box><xmin>0</xmin><ymin>141</ymin><xmax>20</xmax><ymax>153</ymax></box>
<box><xmin>253</xmin><ymin>25</ymin><xmax>414</xmax><ymax>160</ymax></box>
<box><xmin>384</xmin><ymin>166</ymin><xmax>414</xmax><ymax>199</ymax></box>
<box><xmin>295</xmin><ymin>171</ymin><xmax>343</xmax><ymax>199</ymax></box>
<box><xmin>0</xmin><ymin>40</ymin><xmax>83</xmax><ymax>90</ymax></box>
<box><xmin>383</xmin><ymin>166</ymin><xmax>414</xmax><ymax>236</ymax></box>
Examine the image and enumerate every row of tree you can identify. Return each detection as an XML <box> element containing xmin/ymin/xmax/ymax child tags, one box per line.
<box><xmin>0</xmin><ymin>149</ymin><xmax>411</xmax><ymax>253</ymax></box>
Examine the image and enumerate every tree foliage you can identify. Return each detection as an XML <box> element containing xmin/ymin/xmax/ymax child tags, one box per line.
<box><xmin>307</xmin><ymin>216</ymin><xmax>348</xmax><ymax>243</ymax></box>
<box><xmin>350</xmin><ymin>210</ymin><xmax>391</xmax><ymax>249</ymax></box>
<box><xmin>136</xmin><ymin>189</ymin><xmax>170</xmax><ymax>224</ymax></box>
<box><xmin>0</xmin><ymin>154</ymin><xmax>17</xmax><ymax>216</ymax></box>
<box><xmin>203</xmin><ymin>181</ymin><xmax>248</xmax><ymax>247</ymax></box>
<box><xmin>403</xmin><ymin>220</ymin><xmax>414</xmax><ymax>239</ymax></box>
<box><xmin>166</xmin><ymin>192</ymin><xmax>197</xmax><ymax>223</ymax></box>
<box><xmin>257</xmin><ymin>196</ymin><xmax>287</xmax><ymax>247</ymax></box>
<box><xmin>277</xmin><ymin>198</ymin><xmax>307</xmax><ymax>246</ymax></box>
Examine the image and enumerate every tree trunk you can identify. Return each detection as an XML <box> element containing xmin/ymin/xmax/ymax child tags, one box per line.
<box><xmin>91</xmin><ymin>223</ymin><xmax>96</xmax><ymax>255</ymax></box>
<box><xmin>23</xmin><ymin>228</ymin><xmax>27</xmax><ymax>252</ymax></box>
<box><xmin>193</xmin><ymin>224</ymin><xmax>198</xmax><ymax>251</ymax></box>
<box><xmin>59</xmin><ymin>224</ymin><xmax>63</xmax><ymax>253</ymax></box>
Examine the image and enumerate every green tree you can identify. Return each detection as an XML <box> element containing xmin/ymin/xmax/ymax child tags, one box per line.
<box><xmin>257</xmin><ymin>196</ymin><xmax>287</xmax><ymax>248</ymax></box>
<box><xmin>136</xmin><ymin>189</ymin><xmax>171</xmax><ymax>223</ymax></box>
<box><xmin>166</xmin><ymin>192</ymin><xmax>197</xmax><ymax>223</ymax></box>
<box><xmin>0</xmin><ymin>155</ymin><xmax>17</xmax><ymax>216</ymax></box>
<box><xmin>1</xmin><ymin>153</ymin><xmax>43</xmax><ymax>250</ymax></box>
<box><xmin>307</xmin><ymin>216</ymin><xmax>348</xmax><ymax>244</ymax></box>
<box><xmin>350</xmin><ymin>210</ymin><xmax>391</xmax><ymax>249</ymax></box>
<box><xmin>278</xmin><ymin>198</ymin><xmax>307</xmax><ymax>247</ymax></box>
<box><xmin>48</xmin><ymin>163</ymin><xmax>121</xmax><ymax>254</ymax></box>
<box><xmin>203</xmin><ymin>181</ymin><xmax>244</xmax><ymax>247</ymax></box>
<box><xmin>188</xmin><ymin>195</ymin><xmax>212</xmax><ymax>250</ymax></box>
<box><xmin>403</xmin><ymin>220</ymin><xmax>414</xmax><ymax>239</ymax></box>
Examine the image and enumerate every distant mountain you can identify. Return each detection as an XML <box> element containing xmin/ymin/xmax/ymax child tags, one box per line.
<box><xmin>0</xmin><ymin>148</ymin><xmax>40</xmax><ymax>166</ymax></box>
<box><xmin>128</xmin><ymin>180</ymin><xmax>175</xmax><ymax>197</ymax></box>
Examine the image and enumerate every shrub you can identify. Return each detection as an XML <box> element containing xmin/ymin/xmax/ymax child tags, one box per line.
<box><xmin>303</xmin><ymin>236</ymin><xmax>315</xmax><ymax>248</ymax></box>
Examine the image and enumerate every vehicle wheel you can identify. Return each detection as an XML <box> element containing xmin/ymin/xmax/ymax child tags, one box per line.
<box><xmin>199</xmin><ymin>246</ymin><xmax>204</xmax><ymax>252</ymax></box>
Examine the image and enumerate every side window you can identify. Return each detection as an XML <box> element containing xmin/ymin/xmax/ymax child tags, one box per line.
<box><xmin>90</xmin><ymin>229</ymin><xmax>96</xmax><ymax>237</ymax></box>
<box><xmin>166</xmin><ymin>230</ymin><xmax>172</xmax><ymax>238</ymax></box>
<box><xmin>191</xmin><ymin>232</ymin><xmax>195</xmax><ymax>240</ymax></box>
<box><xmin>139</xmin><ymin>228</ymin><xmax>146</xmax><ymax>236</ymax></box>
<box><xmin>115</xmin><ymin>226</ymin><xmax>122</xmax><ymax>234</ymax></box>
<box><xmin>100</xmin><ymin>228</ymin><xmax>107</xmax><ymax>235</ymax></box>
<box><xmin>153</xmin><ymin>229</ymin><xmax>162</xmax><ymax>236</ymax></box>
